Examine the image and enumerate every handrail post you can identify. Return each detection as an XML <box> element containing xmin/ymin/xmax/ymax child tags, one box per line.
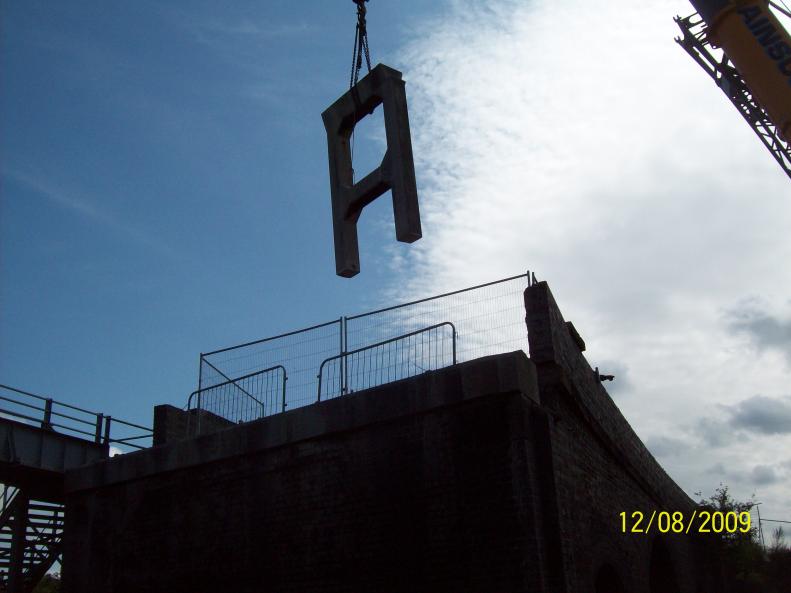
<box><xmin>281</xmin><ymin>371</ymin><xmax>288</xmax><ymax>413</ymax></box>
<box><xmin>340</xmin><ymin>316</ymin><xmax>346</xmax><ymax>395</ymax></box>
<box><xmin>103</xmin><ymin>416</ymin><xmax>112</xmax><ymax>446</ymax></box>
<box><xmin>343</xmin><ymin>316</ymin><xmax>349</xmax><ymax>395</ymax></box>
<box><xmin>451</xmin><ymin>324</ymin><xmax>457</xmax><ymax>365</ymax></box>
<box><xmin>198</xmin><ymin>354</ymin><xmax>204</xmax><ymax>392</ymax></box>
<box><xmin>41</xmin><ymin>399</ymin><xmax>53</xmax><ymax>430</ymax></box>
<box><xmin>94</xmin><ymin>413</ymin><xmax>104</xmax><ymax>444</ymax></box>
<box><xmin>196</xmin><ymin>392</ymin><xmax>202</xmax><ymax>436</ymax></box>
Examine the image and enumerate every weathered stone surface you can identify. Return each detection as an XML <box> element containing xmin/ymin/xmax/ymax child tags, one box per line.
<box><xmin>524</xmin><ymin>281</ymin><xmax>718</xmax><ymax>592</ymax></box>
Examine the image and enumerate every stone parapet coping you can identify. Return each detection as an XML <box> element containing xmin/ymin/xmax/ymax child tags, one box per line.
<box><xmin>65</xmin><ymin>351</ymin><xmax>538</xmax><ymax>494</ymax></box>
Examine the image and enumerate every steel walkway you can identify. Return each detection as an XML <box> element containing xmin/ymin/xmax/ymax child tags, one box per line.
<box><xmin>0</xmin><ymin>384</ymin><xmax>152</xmax><ymax>592</ymax></box>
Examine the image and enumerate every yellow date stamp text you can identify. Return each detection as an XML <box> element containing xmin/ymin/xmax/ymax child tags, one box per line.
<box><xmin>619</xmin><ymin>510</ymin><xmax>751</xmax><ymax>534</ymax></box>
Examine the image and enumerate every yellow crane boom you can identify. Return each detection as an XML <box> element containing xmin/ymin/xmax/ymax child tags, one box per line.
<box><xmin>691</xmin><ymin>0</ymin><xmax>791</xmax><ymax>138</ymax></box>
<box><xmin>678</xmin><ymin>0</ymin><xmax>791</xmax><ymax>177</ymax></box>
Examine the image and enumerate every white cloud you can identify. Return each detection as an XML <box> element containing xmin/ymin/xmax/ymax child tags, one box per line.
<box><xmin>751</xmin><ymin>464</ymin><xmax>778</xmax><ymax>486</ymax></box>
<box><xmin>385</xmin><ymin>0</ymin><xmax>791</xmax><ymax>520</ymax></box>
<box><xmin>727</xmin><ymin>300</ymin><xmax>791</xmax><ymax>366</ymax></box>
<box><xmin>728</xmin><ymin>395</ymin><xmax>791</xmax><ymax>435</ymax></box>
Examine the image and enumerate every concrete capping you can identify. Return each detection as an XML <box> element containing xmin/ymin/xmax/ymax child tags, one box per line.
<box><xmin>65</xmin><ymin>351</ymin><xmax>538</xmax><ymax>494</ymax></box>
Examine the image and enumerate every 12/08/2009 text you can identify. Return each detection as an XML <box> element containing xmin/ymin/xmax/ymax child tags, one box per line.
<box><xmin>619</xmin><ymin>510</ymin><xmax>751</xmax><ymax>534</ymax></box>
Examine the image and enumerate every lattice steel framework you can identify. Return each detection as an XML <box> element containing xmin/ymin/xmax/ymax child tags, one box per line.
<box><xmin>675</xmin><ymin>12</ymin><xmax>791</xmax><ymax>179</ymax></box>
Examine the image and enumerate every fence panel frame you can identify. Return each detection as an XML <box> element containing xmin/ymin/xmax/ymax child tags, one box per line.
<box><xmin>187</xmin><ymin>365</ymin><xmax>288</xmax><ymax>434</ymax></box>
<box><xmin>192</xmin><ymin>270</ymin><xmax>538</xmax><ymax>423</ymax></box>
<box><xmin>317</xmin><ymin>322</ymin><xmax>457</xmax><ymax>401</ymax></box>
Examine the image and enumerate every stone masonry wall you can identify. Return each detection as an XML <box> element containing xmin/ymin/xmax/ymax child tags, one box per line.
<box><xmin>152</xmin><ymin>404</ymin><xmax>235</xmax><ymax>445</ymax></box>
<box><xmin>63</xmin><ymin>353</ymin><xmax>556</xmax><ymax>593</ymax></box>
<box><xmin>524</xmin><ymin>281</ymin><xmax>718</xmax><ymax>593</ymax></box>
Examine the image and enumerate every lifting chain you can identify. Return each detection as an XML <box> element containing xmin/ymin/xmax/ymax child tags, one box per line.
<box><xmin>349</xmin><ymin>0</ymin><xmax>372</xmax><ymax>89</ymax></box>
<box><xmin>347</xmin><ymin>0</ymin><xmax>374</xmax><ymax>182</ymax></box>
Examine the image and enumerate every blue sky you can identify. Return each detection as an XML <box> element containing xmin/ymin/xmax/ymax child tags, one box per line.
<box><xmin>2</xmin><ymin>0</ymin><xmax>791</xmax><ymax>524</ymax></box>
<box><xmin>1</xmin><ymin>0</ymin><xmax>438</xmax><ymax>420</ymax></box>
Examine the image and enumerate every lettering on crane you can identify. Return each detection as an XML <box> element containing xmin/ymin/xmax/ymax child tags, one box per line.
<box><xmin>737</xmin><ymin>4</ymin><xmax>791</xmax><ymax>85</ymax></box>
<box><xmin>322</xmin><ymin>64</ymin><xmax>422</xmax><ymax>278</ymax></box>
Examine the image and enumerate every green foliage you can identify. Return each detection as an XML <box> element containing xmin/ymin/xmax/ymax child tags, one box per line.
<box><xmin>697</xmin><ymin>484</ymin><xmax>758</xmax><ymax>545</ymax></box>
<box><xmin>696</xmin><ymin>485</ymin><xmax>791</xmax><ymax>593</ymax></box>
<box><xmin>765</xmin><ymin>527</ymin><xmax>791</xmax><ymax>593</ymax></box>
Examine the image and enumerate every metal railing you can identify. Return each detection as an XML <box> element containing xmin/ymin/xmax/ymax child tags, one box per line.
<box><xmin>318</xmin><ymin>322</ymin><xmax>456</xmax><ymax>401</ymax></box>
<box><xmin>0</xmin><ymin>384</ymin><xmax>152</xmax><ymax>453</ymax></box>
<box><xmin>195</xmin><ymin>271</ymin><xmax>538</xmax><ymax>423</ymax></box>
<box><xmin>187</xmin><ymin>365</ymin><xmax>287</xmax><ymax>431</ymax></box>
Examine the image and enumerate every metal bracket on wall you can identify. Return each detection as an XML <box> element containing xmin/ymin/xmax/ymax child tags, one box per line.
<box><xmin>322</xmin><ymin>63</ymin><xmax>422</xmax><ymax>278</ymax></box>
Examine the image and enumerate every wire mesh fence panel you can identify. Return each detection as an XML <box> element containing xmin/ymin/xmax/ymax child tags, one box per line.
<box><xmin>193</xmin><ymin>272</ymin><xmax>536</xmax><ymax>420</ymax></box>
<box><xmin>199</xmin><ymin>358</ymin><xmax>234</xmax><ymax>393</ymax></box>
<box><xmin>200</xmin><ymin>320</ymin><xmax>342</xmax><ymax>413</ymax></box>
<box><xmin>189</xmin><ymin>366</ymin><xmax>286</xmax><ymax>427</ymax></box>
<box><xmin>345</xmin><ymin>274</ymin><xmax>531</xmax><ymax>367</ymax></box>
<box><xmin>318</xmin><ymin>322</ymin><xmax>456</xmax><ymax>401</ymax></box>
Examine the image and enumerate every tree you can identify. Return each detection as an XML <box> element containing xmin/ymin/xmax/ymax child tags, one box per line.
<box><xmin>764</xmin><ymin>527</ymin><xmax>791</xmax><ymax>592</ymax></box>
<box><xmin>696</xmin><ymin>485</ymin><xmax>790</xmax><ymax>593</ymax></box>
<box><xmin>768</xmin><ymin>526</ymin><xmax>786</xmax><ymax>553</ymax></box>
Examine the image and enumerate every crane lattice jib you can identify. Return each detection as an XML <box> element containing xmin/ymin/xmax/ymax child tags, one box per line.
<box><xmin>675</xmin><ymin>12</ymin><xmax>791</xmax><ymax>178</ymax></box>
<box><xmin>688</xmin><ymin>0</ymin><xmax>791</xmax><ymax>141</ymax></box>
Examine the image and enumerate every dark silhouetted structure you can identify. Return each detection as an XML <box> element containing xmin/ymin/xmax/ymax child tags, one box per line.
<box><xmin>0</xmin><ymin>385</ymin><xmax>152</xmax><ymax>592</ymax></box>
<box><xmin>61</xmin><ymin>282</ymin><xmax>722</xmax><ymax>592</ymax></box>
